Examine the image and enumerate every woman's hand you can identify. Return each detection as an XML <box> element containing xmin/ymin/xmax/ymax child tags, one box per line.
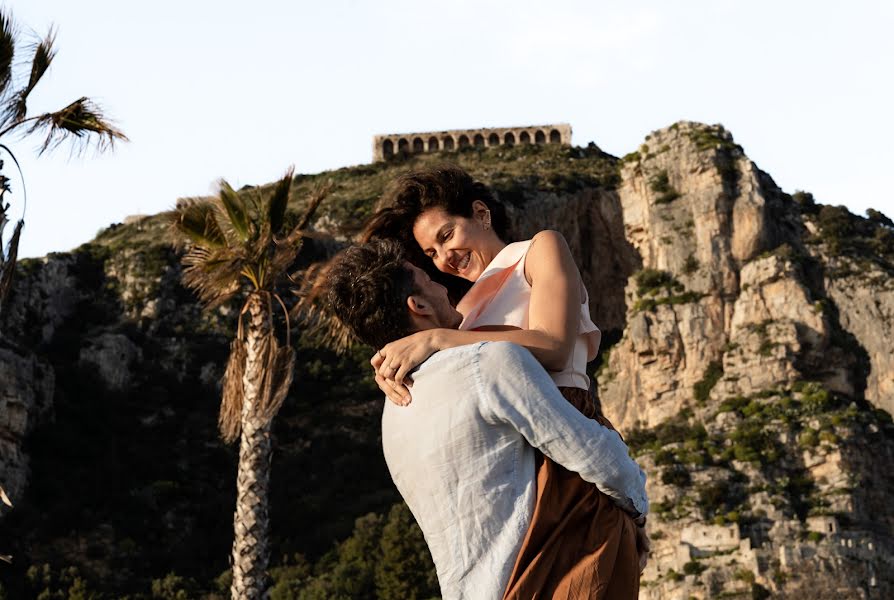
<box><xmin>371</xmin><ymin>330</ymin><xmax>442</xmax><ymax>405</ymax></box>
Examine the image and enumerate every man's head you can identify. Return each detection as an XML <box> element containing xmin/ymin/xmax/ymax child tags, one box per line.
<box><xmin>325</xmin><ymin>239</ymin><xmax>463</xmax><ymax>349</ymax></box>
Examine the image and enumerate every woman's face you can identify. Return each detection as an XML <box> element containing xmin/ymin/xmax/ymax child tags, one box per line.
<box><xmin>412</xmin><ymin>202</ymin><xmax>504</xmax><ymax>281</ymax></box>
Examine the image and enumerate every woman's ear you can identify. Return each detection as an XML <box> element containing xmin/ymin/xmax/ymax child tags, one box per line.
<box><xmin>471</xmin><ymin>200</ymin><xmax>491</xmax><ymax>230</ymax></box>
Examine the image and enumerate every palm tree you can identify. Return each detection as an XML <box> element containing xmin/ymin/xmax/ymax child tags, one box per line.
<box><xmin>172</xmin><ymin>169</ymin><xmax>330</xmax><ymax>599</ymax></box>
<box><xmin>0</xmin><ymin>7</ymin><xmax>126</xmax><ymax>312</ymax></box>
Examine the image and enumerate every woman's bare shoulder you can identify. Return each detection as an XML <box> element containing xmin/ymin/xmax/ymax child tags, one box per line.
<box><xmin>524</xmin><ymin>230</ymin><xmax>575</xmax><ymax>284</ymax></box>
<box><xmin>528</xmin><ymin>230</ymin><xmax>571</xmax><ymax>260</ymax></box>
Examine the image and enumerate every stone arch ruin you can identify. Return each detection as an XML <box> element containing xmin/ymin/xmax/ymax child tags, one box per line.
<box><xmin>372</xmin><ymin>123</ymin><xmax>572</xmax><ymax>161</ymax></box>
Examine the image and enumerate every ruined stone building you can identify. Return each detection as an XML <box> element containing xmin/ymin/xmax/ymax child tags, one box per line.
<box><xmin>372</xmin><ymin>123</ymin><xmax>572</xmax><ymax>161</ymax></box>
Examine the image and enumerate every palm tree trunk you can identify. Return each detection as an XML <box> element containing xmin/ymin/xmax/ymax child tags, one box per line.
<box><xmin>230</xmin><ymin>294</ymin><xmax>273</xmax><ymax>599</ymax></box>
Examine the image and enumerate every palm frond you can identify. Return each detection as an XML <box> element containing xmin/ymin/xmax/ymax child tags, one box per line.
<box><xmin>219</xmin><ymin>338</ymin><xmax>247</xmax><ymax>443</ymax></box>
<box><xmin>287</xmin><ymin>180</ymin><xmax>333</xmax><ymax>244</ymax></box>
<box><xmin>0</xmin><ymin>217</ymin><xmax>23</xmax><ymax>309</ymax></box>
<box><xmin>289</xmin><ymin>259</ymin><xmax>356</xmax><ymax>353</ymax></box>
<box><xmin>0</xmin><ymin>9</ymin><xmax>15</xmax><ymax>102</ymax></box>
<box><xmin>255</xmin><ymin>332</ymin><xmax>295</xmax><ymax>427</ymax></box>
<box><xmin>181</xmin><ymin>247</ymin><xmax>246</xmax><ymax>308</ymax></box>
<box><xmin>172</xmin><ymin>200</ymin><xmax>226</xmax><ymax>249</ymax></box>
<box><xmin>218</xmin><ymin>181</ymin><xmax>251</xmax><ymax>242</ymax></box>
<box><xmin>3</xmin><ymin>28</ymin><xmax>56</xmax><ymax>125</ymax></box>
<box><xmin>267</xmin><ymin>167</ymin><xmax>294</xmax><ymax>237</ymax></box>
<box><xmin>26</xmin><ymin>96</ymin><xmax>127</xmax><ymax>155</ymax></box>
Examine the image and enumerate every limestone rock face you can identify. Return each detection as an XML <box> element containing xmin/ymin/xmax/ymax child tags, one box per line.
<box><xmin>821</xmin><ymin>257</ymin><xmax>894</xmax><ymax>415</ymax></box>
<box><xmin>1</xmin><ymin>254</ymin><xmax>81</xmax><ymax>345</ymax></box>
<box><xmin>78</xmin><ymin>333</ymin><xmax>143</xmax><ymax>391</ymax></box>
<box><xmin>0</xmin><ymin>342</ymin><xmax>54</xmax><ymax>508</ymax></box>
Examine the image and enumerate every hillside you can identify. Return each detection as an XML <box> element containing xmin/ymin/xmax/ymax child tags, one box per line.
<box><xmin>1</xmin><ymin>122</ymin><xmax>893</xmax><ymax>599</ymax></box>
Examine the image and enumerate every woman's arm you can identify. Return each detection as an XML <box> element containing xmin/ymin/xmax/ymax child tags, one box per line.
<box><xmin>373</xmin><ymin>230</ymin><xmax>583</xmax><ymax>404</ymax></box>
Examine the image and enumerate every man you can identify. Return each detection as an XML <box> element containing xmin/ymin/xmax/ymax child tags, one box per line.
<box><xmin>324</xmin><ymin>239</ymin><xmax>649</xmax><ymax>599</ymax></box>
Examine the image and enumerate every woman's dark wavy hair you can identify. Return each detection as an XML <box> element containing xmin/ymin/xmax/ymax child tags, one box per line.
<box><xmin>360</xmin><ymin>164</ymin><xmax>508</xmax><ymax>304</ymax></box>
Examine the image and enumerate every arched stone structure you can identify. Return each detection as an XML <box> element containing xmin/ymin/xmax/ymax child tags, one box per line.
<box><xmin>371</xmin><ymin>123</ymin><xmax>572</xmax><ymax>161</ymax></box>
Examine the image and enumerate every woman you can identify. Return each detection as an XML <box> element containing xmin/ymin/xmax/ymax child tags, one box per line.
<box><xmin>363</xmin><ymin>165</ymin><xmax>645</xmax><ymax>599</ymax></box>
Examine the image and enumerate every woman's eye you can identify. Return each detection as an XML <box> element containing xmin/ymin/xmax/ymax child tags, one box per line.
<box><xmin>445</xmin><ymin>229</ymin><xmax>453</xmax><ymax>240</ymax></box>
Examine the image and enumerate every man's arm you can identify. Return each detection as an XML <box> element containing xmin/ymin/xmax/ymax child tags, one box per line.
<box><xmin>475</xmin><ymin>342</ymin><xmax>649</xmax><ymax>516</ymax></box>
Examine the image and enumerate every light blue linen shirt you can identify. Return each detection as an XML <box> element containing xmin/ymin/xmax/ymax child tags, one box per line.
<box><xmin>381</xmin><ymin>341</ymin><xmax>649</xmax><ymax>600</ymax></box>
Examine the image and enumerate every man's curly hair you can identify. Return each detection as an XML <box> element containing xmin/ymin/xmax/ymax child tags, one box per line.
<box><xmin>325</xmin><ymin>239</ymin><xmax>418</xmax><ymax>349</ymax></box>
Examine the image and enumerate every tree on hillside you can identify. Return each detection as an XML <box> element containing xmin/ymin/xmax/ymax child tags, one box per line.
<box><xmin>172</xmin><ymin>170</ymin><xmax>330</xmax><ymax>600</ymax></box>
<box><xmin>0</xmin><ymin>7</ymin><xmax>126</xmax><ymax>314</ymax></box>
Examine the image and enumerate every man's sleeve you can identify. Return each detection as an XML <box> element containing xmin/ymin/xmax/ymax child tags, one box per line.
<box><xmin>475</xmin><ymin>342</ymin><xmax>649</xmax><ymax>516</ymax></box>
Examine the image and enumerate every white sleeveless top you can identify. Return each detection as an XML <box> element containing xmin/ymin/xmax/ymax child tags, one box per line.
<box><xmin>456</xmin><ymin>240</ymin><xmax>602</xmax><ymax>390</ymax></box>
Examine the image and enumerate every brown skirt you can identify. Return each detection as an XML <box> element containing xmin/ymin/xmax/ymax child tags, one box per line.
<box><xmin>501</xmin><ymin>387</ymin><xmax>640</xmax><ymax>600</ymax></box>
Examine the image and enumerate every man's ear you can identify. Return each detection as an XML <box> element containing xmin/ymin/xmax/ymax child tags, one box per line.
<box><xmin>407</xmin><ymin>295</ymin><xmax>433</xmax><ymax>316</ymax></box>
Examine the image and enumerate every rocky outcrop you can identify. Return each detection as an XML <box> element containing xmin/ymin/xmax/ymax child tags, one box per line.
<box><xmin>1</xmin><ymin>121</ymin><xmax>892</xmax><ymax>598</ymax></box>
<box><xmin>821</xmin><ymin>257</ymin><xmax>894</xmax><ymax>415</ymax></box>
<box><xmin>593</xmin><ymin>122</ymin><xmax>894</xmax><ymax>598</ymax></box>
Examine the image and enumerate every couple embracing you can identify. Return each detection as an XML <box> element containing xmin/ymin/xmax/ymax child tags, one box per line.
<box><xmin>322</xmin><ymin>165</ymin><xmax>650</xmax><ymax>599</ymax></box>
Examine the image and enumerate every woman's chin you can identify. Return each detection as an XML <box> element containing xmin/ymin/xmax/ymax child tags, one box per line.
<box><xmin>461</xmin><ymin>267</ymin><xmax>483</xmax><ymax>282</ymax></box>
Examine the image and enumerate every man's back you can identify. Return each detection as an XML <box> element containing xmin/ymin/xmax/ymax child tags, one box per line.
<box><xmin>382</xmin><ymin>342</ymin><xmax>648</xmax><ymax>600</ymax></box>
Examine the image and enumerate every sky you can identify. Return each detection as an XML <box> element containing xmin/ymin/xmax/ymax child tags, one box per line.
<box><xmin>5</xmin><ymin>0</ymin><xmax>894</xmax><ymax>259</ymax></box>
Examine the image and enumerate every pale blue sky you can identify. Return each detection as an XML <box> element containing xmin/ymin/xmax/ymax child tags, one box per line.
<box><xmin>6</xmin><ymin>0</ymin><xmax>894</xmax><ymax>258</ymax></box>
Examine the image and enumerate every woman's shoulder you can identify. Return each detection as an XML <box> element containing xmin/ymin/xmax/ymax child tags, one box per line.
<box><xmin>527</xmin><ymin>230</ymin><xmax>571</xmax><ymax>263</ymax></box>
<box><xmin>530</xmin><ymin>229</ymin><xmax>567</xmax><ymax>247</ymax></box>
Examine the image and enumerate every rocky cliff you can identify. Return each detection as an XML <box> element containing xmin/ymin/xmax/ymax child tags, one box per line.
<box><xmin>1</xmin><ymin>122</ymin><xmax>892</xmax><ymax>598</ymax></box>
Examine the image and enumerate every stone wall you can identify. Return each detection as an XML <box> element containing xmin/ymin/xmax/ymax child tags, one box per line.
<box><xmin>372</xmin><ymin>123</ymin><xmax>571</xmax><ymax>161</ymax></box>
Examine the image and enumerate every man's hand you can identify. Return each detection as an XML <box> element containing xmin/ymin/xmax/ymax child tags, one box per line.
<box><xmin>635</xmin><ymin>524</ymin><xmax>650</xmax><ymax>573</ymax></box>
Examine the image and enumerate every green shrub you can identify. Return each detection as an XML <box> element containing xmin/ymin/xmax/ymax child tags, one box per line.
<box><xmin>661</xmin><ymin>466</ymin><xmax>692</xmax><ymax>487</ymax></box>
<box><xmin>635</xmin><ymin>269</ymin><xmax>678</xmax><ymax>295</ymax></box>
<box><xmin>799</xmin><ymin>383</ymin><xmax>835</xmax><ymax>413</ymax></box>
<box><xmin>649</xmin><ymin>170</ymin><xmax>681</xmax><ymax>204</ymax></box>
<box><xmin>151</xmin><ymin>573</ymin><xmax>198</xmax><ymax>600</ymax></box>
<box><xmin>791</xmin><ymin>190</ymin><xmax>816</xmax><ymax>212</ymax></box>
<box><xmin>666</xmin><ymin>569</ymin><xmax>683</xmax><ymax>582</ymax></box>
<box><xmin>719</xmin><ymin>396</ymin><xmax>750</xmax><ymax>414</ymax></box>
<box><xmin>682</xmin><ymin>560</ymin><xmax>706</xmax><ymax>575</ymax></box>
<box><xmin>693</xmin><ymin>361</ymin><xmax>723</xmax><ymax>404</ymax></box>
<box><xmin>735</xmin><ymin>568</ymin><xmax>756</xmax><ymax>583</ymax></box>
<box><xmin>806</xmin><ymin>531</ymin><xmax>824</xmax><ymax>543</ymax></box>
<box><xmin>867</xmin><ymin>208</ymin><xmax>894</xmax><ymax>228</ymax></box>
<box><xmin>654</xmin><ymin>448</ymin><xmax>677</xmax><ymax>466</ymax></box>
<box><xmin>686</xmin><ymin>124</ymin><xmax>741</xmax><ymax>153</ymax></box>
<box><xmin>683</xmin><ymin>254</ymin><xmax>700</xmax><ymax>275</ymax></box>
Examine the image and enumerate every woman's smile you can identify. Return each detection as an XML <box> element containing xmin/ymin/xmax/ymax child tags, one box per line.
<box><xmin>451</xmin><ymin>252</ymin><xmax>471</xmax><ymax>275</ymax></box>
